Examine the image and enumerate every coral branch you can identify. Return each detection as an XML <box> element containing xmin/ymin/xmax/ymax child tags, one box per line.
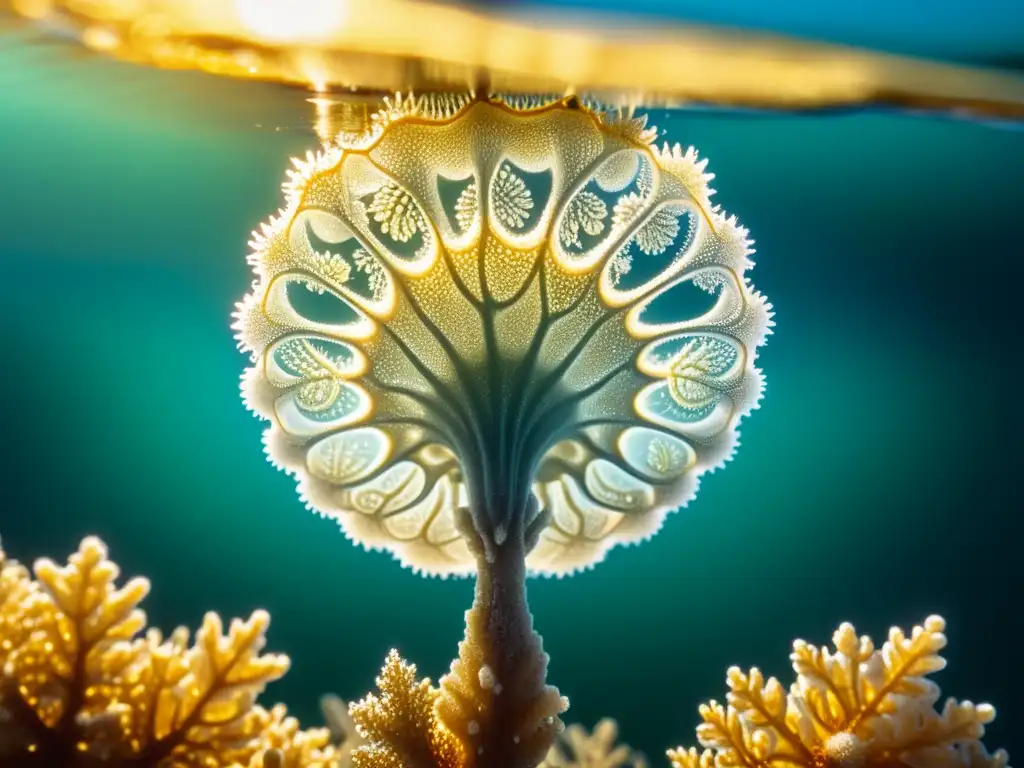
<box><xmin>668</xmin><ymin>615</ymin><xmax>1010</xmax><ymax>768</ymax></box>
<box><xmin>350</xmin><ymin>651</ymin><xmax>464</xmax><ymax>768</ymax></box>
<box><xmin>0</xmin><ymin>536</ymin><xmax>339</xmax><ymax>768</ymax></box>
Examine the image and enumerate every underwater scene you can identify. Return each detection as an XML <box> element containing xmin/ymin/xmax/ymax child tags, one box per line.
<box><xmin>0</xmin><ymin>0</ymin><xmax>1021</xmax><ymax>766</ymax></box>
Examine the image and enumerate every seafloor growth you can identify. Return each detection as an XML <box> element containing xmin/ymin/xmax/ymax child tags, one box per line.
<box><xmin>235</xmin><ymin>91</ymin><xmax>771</xmax><ymax>766</ymax></box>
<box><xmin>541</xmin><ymin>718</ymin><xmax>647</xmax><ymax>768</ymax></box>
<box><xmin>322</xmin><ymin>693</ymin><xmax>648</xmax><ymax>768</ymax></box>
<box><xmin>0</xmin><ymin>537</ymin><xmax>1009</xmax><ymax>767</ymax></box>
<box><xmin>0</xmin><ymin>536</ymin><xmax>338</xmax><ymax>768</ymax></box>
<box><xmin>668</xmin><ymin>616</ymin><xmax>1010</xmax><ymax>768</ymax></box>
<box><xmin>345</xmin><ymin>617</ymin><xmax>1009</xmax><ymax>768</ymax></box>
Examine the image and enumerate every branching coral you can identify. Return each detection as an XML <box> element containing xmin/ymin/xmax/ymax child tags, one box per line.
<box><xmin>542</xmin><ymin>718</ymin><xmax>647</xmax><ymax>768</ymax></box>
<box><xmin>0</xmin><ymin>536</ymin><xmax>339</xmax><ymax>768</ymax></box>
<box><xmin>668</xmin><ymin>615</ymin><xmax>1009</xmax><ymax>768</ymax></box>
<box><xmin>348</xmin><ymin>650</ymin><xmax>464</xmax><ymax>768</ymax></box>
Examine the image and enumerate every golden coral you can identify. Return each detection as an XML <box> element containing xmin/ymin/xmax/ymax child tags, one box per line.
<box><xmin>0</xmin><ymin>536</ymin><xmax>340</xmax><ymax>768</ymax></box>
<box><xmin>350</xmin><ymin>616</ymin><xmax>566</xmax><ymax>768</ymax></box>
<box><xmin>349</xmin><ymin>650</ymin><xmax>465</xmax><ymax>768</ymax></box>
<box><xmin>542</xmin><ymin>719</ymin><xmax>647</xmax><ymax>768</ymax></box>
<box><xmin>668</xmin><ymin>615</ymin><xmax>1010</xmax><ymax>768</ymax></box>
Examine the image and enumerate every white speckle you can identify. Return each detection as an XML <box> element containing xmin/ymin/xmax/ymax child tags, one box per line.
<box><xmin>478</xmin><ymin>665</ymin><xmax>497</xmax><ymax>691</ymax></box>
<box><xmin>824</xmin><ymin>732</ymin><xmax>867</xmax><ymax>768</ymax></box>
<box><xmin>494</xmin><ymin>683</ymin><xmax>503</xmax><ymax>695</ymax></box>
<box><xmin>494</xmin><ymin>524</ymin><xmax>507</xmax><ymax>545</ymax></box>
<box><xmin>468</xmin><ymin>720</ymin><xmax>480</xmax><ymax>736</ymax></box>
<box><xmin>513</xmin><ymin>735</ymin><xmax>520</xmax><ymax>744</ymax></box>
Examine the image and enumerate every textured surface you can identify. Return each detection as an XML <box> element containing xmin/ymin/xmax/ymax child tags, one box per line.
<box><xmin>235</xmin><ymin>94</ymin><xmax>771</xmax><ymax>576</ymax></box>
<box><xmin>0</xmin><ymin>536</ymin><xmax>339</xmax><ymax>767</ymax></box>
<box><xmin>1</xmin><ymin>48</ymin><xmax>1019</xmax><ymax>758</ymax></box>
<box><xmin>668</xmin><ymin>616</ymin><xmax>1009</xmax><ymax>768</ymax></box>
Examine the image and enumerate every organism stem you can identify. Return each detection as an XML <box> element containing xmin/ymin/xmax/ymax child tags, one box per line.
<box><xmin>438</xmin><ymin>505</ymin><xmax>564</xmax><ymax>768</ymax></box>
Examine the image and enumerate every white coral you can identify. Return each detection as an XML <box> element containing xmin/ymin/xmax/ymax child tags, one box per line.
<box><xmin>543</xmin><ymin>719</ymin><xmax>647</xmax><ymax>768</ymax></box>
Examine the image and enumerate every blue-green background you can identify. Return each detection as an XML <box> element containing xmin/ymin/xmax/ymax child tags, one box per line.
<box><xmin>0</xmin><ymin>4</ymin><xmax>1021</xmax><ymax>760</ymax></box>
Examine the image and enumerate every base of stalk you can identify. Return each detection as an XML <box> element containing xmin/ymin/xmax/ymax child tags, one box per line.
<box><xmin>436</xmin><ymin>506</ymin><xmax>565</xmax><ymax>768</ymax></box>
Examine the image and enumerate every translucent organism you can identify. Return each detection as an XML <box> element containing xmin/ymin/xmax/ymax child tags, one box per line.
<box><xmin>234</xmin><ymin>93</ymin><xmax>771</xmax><ymax>578</ymax></box>
<box><xmin>235</xmin><ymin>92</ymin><xmax>770</xmax><ymax>766</ymax></box>
<box><xmin>668</xmin><ymin>615</ymin><xmax>1009</xmax><ymax>768</ymax></box>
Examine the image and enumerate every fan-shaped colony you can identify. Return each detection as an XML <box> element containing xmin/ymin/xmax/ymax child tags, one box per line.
<box><xmin>234</xmin><ymin>94</ymin><xmax>772</xmax><ymax>576</ymax></box>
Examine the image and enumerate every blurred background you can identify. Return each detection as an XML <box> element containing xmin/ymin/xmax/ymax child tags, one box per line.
<box><xmin>473</xmin><ymin>0</ymin><xmax>1024</xmax><ymax>64</ymax></box>
<box><xmin>0</xmin><ymin>0</ymin><xmax>1021</xmax><ymax>761</ymax></box>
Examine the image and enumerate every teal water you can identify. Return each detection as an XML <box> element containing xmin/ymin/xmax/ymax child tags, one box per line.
<box><xmin>497</xmin><ymin>0</ymin><xmax>1024</xmax><ymax>63</ymax></box>
<box><xmin>0</xmin><ymin>33</ymin><xmax>1021</xmax><ymax>761</ymax></box>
